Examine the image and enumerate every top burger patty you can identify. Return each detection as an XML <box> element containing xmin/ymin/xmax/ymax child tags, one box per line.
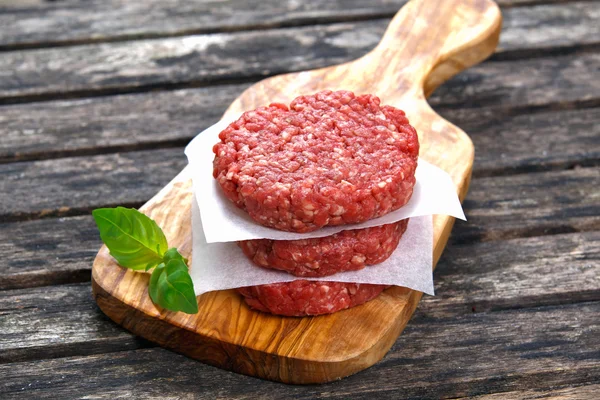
<box><xmin>213</xmin><ymin>90</ymin><xmax>419</xmax><ymax>232</ymax></box>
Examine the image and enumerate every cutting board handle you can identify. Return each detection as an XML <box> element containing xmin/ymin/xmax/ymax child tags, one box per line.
<box><xmin>366</xmin><ymin>0</ymin><xmax>502</xmax><ymax>97</ymax></box>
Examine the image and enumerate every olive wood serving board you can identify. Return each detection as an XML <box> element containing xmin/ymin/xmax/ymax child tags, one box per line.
<box><xmin>92</xmin><ymin>0</ymin><xmax>501</xmax><ymax>384</ymax></box>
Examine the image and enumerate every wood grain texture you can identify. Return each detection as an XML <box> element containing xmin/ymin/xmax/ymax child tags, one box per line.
<box><xmin>0</xmin><ymin>2</ymin><xmax>597</xmax><ymax>103</ymax></box>
<box><xmin>1</xmin><ymin>0</ymin><xmax>598</xmax><ymax>397</ymax></box>
<box><xmin>0</xmin><ymin>84</ymin><xmax>248</xmax><ymax>163</ymax></box>
<box><xmin>0</xmin><ymin>283</ymin><xmax>151</xmax><ymax>363</ymax></box>
<box><xmin>3</xmin><ymin>50</ymin><xmax>600</xmax><ymax>165</ymax></box>
<box><xmin>457</xmin><ymin>167</ymin><xmax>600</xmax><ymax>242</ymax></box>
<box><xmin>423</xmin><ymin>231</ymin><xmax>600</xmax><ymax>316</ymax></box>
<box><xmin>91</xmin><ymin>0</ymin><xmax>501</xmax><ymax>383</ymax></box>
<box><xmin>495</xmin><ymin>1</ymin><xmax>600</xmax><ymax>55</ymax></box>
<box><xmin>0</xmin><ymin>216</ymin><xmax>99</xmax><ymax>290</ymax></box>
<box><xmin>0</xmin><ymin>0</ymin><xmax>585</xmax><ymax>49</ymax></box>
<box><xmin>467</xmin><ymin>385</ymin><xmax>600</xmax><ymax>399</ymax></box>
<box><xmin>0</xmin><ymin>149</ymin><xmax>187</xmax><ymax>222</ymax></box>
<box><xmin>1</xmin><ymin>301</ymin><xmax>599</xmax><ymax>398</ymax></box>
<box><xmin>429</xmin><ymin>52</ymin><xmax>600</xmax><ymax>110</ymax></box>
<box><xmin>444</xmin><ymin>107</ymin><xmax>600</xmax><ymax>177</ymax></box>
<box><xmin>0</xmin><ymin>0</ymin><xmax>406</xmax><ymax>49</ymax></box>
<box><xmin>0</xmin><ymin>20</ymin><xmax>391</xmax><ymax>102</ymax></box>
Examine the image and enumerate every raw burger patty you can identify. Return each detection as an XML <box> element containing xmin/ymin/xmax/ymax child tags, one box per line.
<box><xmin>237</xmin><ymin>281</ymin><xmax>387</xmax><ymax>317</ymax></box>
<box><xmin>213</xmin><ymin>90</ymin><xmax>419</xmax><ymax>232</ymax></box>
<box><xmin>238</xmin><ymin>219</ymin><xmax>408</xmax><ymax>277</ymax></box>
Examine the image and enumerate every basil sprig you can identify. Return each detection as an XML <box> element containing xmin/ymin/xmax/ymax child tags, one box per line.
<box><xmin>92</xmin><ymin>207</ymin><xmax>198</xmax><ymax>314</ymax></box>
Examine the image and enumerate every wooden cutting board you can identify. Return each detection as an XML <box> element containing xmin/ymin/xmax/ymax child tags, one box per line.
<box><xmin>92</xmin><ymin>0</ymin><xmax>501</xmax><ymax>384</ymax></box>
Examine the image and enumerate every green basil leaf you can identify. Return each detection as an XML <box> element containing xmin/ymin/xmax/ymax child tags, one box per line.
<box><xmin>163</xmin><ymin>247</ymin><xmax>188</xmax><ymax>265</ymax></box>
<box><xmin>148</xmin><ymin>263</ymin><xmax>165</xmax><ymax>304</ymax></box>
<box><xmin>146</xmin><ymin>247</ymin><xmax>187</xmax><ymax>271</ymax></box>
<box><xmin>148</xmin><ymin>258</ymin><xmax>198</xmax><ymax>314</ymax></box>
<box><xmin>92</xmin><ymin>207</ymin><xmax>168</xmax><ymax>271</ymax></box>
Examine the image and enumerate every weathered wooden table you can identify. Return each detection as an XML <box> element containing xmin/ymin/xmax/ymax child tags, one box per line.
<box><xmin>1</xmin><ymin>1</ymin><xmax>599</xmax><ymax>398</ymax></box>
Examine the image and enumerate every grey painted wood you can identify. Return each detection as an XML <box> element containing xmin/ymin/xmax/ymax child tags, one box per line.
<box><xmin>0</xmin><ymin>1</ymin><xmax>588</xmax><ymax>49</ymax></box>
<box><xmin>0</xmin><ymin>148</ymin><xmax>187</xmax><ymax>222</ymax></box>
<box><xmin>457</xmin><ymin>167</ymin><xmax>600</xmax><ymax>242</ymax></box>
<box><xmin>1</xmin><ymin>301</ymin><xmax>598</xmax><ymax>398</ymax></box>
<box><xmin>0</xmin><ymin>216</ymin><xmax>98</xmax><ymax>290</ymax></box>
<box><xmin>441</xmin><ymin>107</ymin><xmax>600</xmax><ymax>177</ymax></box>
<box><xmin>466</xmin><ymin>384</ymin><xmax>600</xmax><ymax>399</ymax></box>
<box><xmin>0</xmin><ymin>283</ymin><xmax>151</xmax><ymax>363</ymax></box>
<box><xmin>0</xmin><ymin>3</ymin><xmax>598</xmax><ymax>103</ymax></box>
<box><xmin>1</xmin><ymin>55</ymin><xmax>599</xmax><ymax>166</ymax></box>
<box><xmin>424</xmin><ymin>231</ymin><xmax>600</xmax><ymax>316</ymax></box>
<box><xmin>0</xmin><ymin>84</ymin><xmax>249</xmax><ymax>163</ymax></box>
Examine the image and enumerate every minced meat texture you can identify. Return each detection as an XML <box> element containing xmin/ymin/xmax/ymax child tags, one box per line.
<box><xmin>213</xmin><ymin>90</ymin><xmax>419</xmax><ymax>233</ymax></box>
<box><xmin>238</xmin><ymin>219</ymin><xmax>408</xmax><ymax>277</ymax></box>
<box><xmin>237</xmin><ymin>281</ymin><xmax>388</xmax><ymax>316</ymax></box>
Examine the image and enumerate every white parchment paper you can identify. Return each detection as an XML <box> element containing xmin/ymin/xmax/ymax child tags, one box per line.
<box><xmin>185</xmin><ymin>120</ymin><xmax>466</xmax><ymax>243</ymax></box>
<box><xmin>190</xmin><ymin>193</ymin><xmax>435</xmax><ymax>296</ymax></box>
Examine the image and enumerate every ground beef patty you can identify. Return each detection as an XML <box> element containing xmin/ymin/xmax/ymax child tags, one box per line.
<box><xmin>238</xmin><ymin>281</ymin><xmax>387</xmax><ymax>316</ymax></box>
<box><xmin>238</xmin><ymin>219</ymin><xmax>408</xmax><ymax>277</ymax></box>
<box><xmin>213</xmin><ymin>90</ymin><xmax>419</xmax><ymax>232</ymax></box>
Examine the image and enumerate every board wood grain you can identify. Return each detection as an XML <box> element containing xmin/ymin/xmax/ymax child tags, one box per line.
<box><xmin>92</xmin><ymin>0</ymin><xmax>502</xmax><ymax>383</ymax></box>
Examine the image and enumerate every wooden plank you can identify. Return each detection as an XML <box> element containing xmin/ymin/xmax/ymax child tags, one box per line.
<box><xmin>422</xmin><ymin>231</ymin><xmax>600</xmax><ymax>316</ymax></box>
<box><xmin>0</xmin><ymin>216</ymin><xmax>98</xmax><ymax>290</ymax></box>
<box><xmin>428</xmin><ymin>52</ymin><xmax>600</xmax><ymax>110</ymax></box>
<box><xmin>0</xmin><ymin>283</ymin><xmax>151</xmax><ymax>364</ymax></box>
<box><xmin>441</xmin><ymin>107</ymin><xmax>600</xmax><ymax>177</ymax></box>
<box><xmin>466</xmin><ymin>384</ymin><xmax>600</xmax><ymax>399</ymax></box>
<box><xmin>496</xmin><ymin>1</ymin><xmax>600</xmax><ymax>55</ymax></box>
<box><xmin>2</xmin><ymin>201</ymin><xmax>598</xmax><ymax>310</ymax></box>
<box><xmin>0</xmin><ymin>1</ymin><xmax>587</xmax><ymax>49</ymax></box>
<box><xmin>0</xmin><ymin>149</ymin><xmax>187</xmax><ymax>222</ymax></box>
<box><xmin>457</xmin><ymin>167</ymin><xmax>600</xmax><ymax>242</ymax></box>
<box><xmin>0</xmin><ymin>84</ymin><xmax>248</xmax><ymax>163</ymax></box>
<box><xmin>0</xmin><ymin>3</ymin><xmax>598</xmax><ymax>103</ymax></box>
<box><xmin>0</xmin><ymin>301</ymin><xmax>598</xmax><ymax>398</ymax></box>
<box><xmin>1</xmin><ymin>20</ymin><xmax>380</xmax><ymax>102</ymax></box>
<box><xmin>1</xmin><ymin>57</ymin><xmax>599</xmax><ymax>167</ymax></box>
<box><xmin>0</xmin><ymin>0</ymin><xmax>403</xmax><ymax>49</ymax></box>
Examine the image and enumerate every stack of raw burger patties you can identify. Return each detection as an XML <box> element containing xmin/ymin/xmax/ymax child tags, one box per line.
<box><xmin>212</xmin><ymin>90</ymin><xmax>419</xmax><ymax>317</ymax></box>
